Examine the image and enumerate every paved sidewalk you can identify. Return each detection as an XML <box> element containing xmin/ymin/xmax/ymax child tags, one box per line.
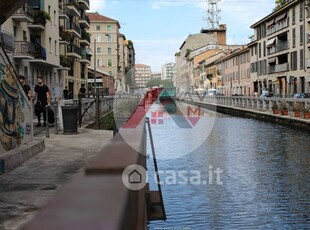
<box><xmin>0</xmin><ymin>127</ymin><xmax>113</xmax><ymax>230</ymax></box>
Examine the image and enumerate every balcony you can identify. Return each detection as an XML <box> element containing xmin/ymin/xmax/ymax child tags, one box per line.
<box><xmin>67</xmin><ymin>44</ymin><xmax>81</xmax><ymax>59</ymax></box>
<box><xmin>80</xmin><ymin>30</ymin><xmax>90</xmax><ymax>46</ymax></box>
<box><xmin>66</xmin><ymin>0</ymin><xmax>80</xmax><ymax>17</ymax></box>
<box><xmin>60</xmin><ymin>55</ymin><xmax>73</xmax><ymax>70</ymax></box>
<box><xmin>14</xmin><ymin>41</ymin><xmax>35</xmax><ymax>59</ymax></box>
<box><xmin>80</xmin><ymin>48</ymin><xmax>91</xmax><ymax>65</ymax></box>
<box><xmin>268</xmin><ymin>63</ymin><xmax>289</xmax><ymax>74</ymax></box>
<box><xmin>66</xmin><ymin>22</ymin><xmax>81</xmax><ymax>38</ymax></box>
<box><xmin>59</xmin><ymin>6</ymin><xmax>69</xmax><ymax>20</ymax></box>
<box><xmin>78</xmin><ymin>0</ymin><xmax>90</xmax><ymax>10</ymax></box>
<box><xmin>28</xmin><ymin>10</ymin><xmax>50</xmax><ymax>31</ymax></box>
<box><xmin>12</xmin><ymin>5</ymin><xmax>34</xmax><ymax>23</ymax></box>
<box><xmin>79</xmin><ymin>14</ymin><xmax>90</xmax><ymax>29</ymax></box>
<box><xmin>0</xmin><ymin>30</ymin><xmax>15</xmax><ymax>52</ymax></box>
<box><xmin>59</xmin><ymin>29</ymin><xmax>73</xmax><ymax>44</ymax></box>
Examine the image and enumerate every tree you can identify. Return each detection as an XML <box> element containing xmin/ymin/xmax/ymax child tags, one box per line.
<box><xmin>274</xmin><ymin>0</ymin><xmax>286</xmax><ymax>11</ymax></box>
<box><xmin>146</xmin><ymin>78</ymin><xmax>174</xmax><ymax>88</ymax></box>
<box><xmin>146</xmin><ymin>78</ymin><xmax>161</xmax><ymax>88</ymax></box>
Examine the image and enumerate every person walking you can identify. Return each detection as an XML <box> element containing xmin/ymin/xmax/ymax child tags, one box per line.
<box><xmin>34</xmin><ymin>77</ymin><xmax>50</xmax><ymax>127</ymax></box>
<box><xmin>63</xmin><ymin>86</ymin><xmax>69</xmax><ymax>99</ymax></box>
<box><xmin>18</xmin><ymin>75</ymin><xmax>32</xmax><ymax>100</ymax></box>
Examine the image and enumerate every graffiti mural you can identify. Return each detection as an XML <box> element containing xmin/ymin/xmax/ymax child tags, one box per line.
<box><xmin>0</xmin><ymin>63</ymin><xmax>24</xmax><ymax>150</ymax></box>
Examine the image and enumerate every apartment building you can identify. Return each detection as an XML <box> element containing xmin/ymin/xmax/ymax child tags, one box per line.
<box><xmin>59</xmin><ymin>0</ymin><xmax>90</xmax><ymax>98</ymax></box>
<box><xmin>175</xmin><ymin>25</ymin><xmax>228</xmax><ymax>93</ymax></box>
<box><xmin>216</xmin><ymin>47</ymin><xmax>251</xmax><ymax>96</ymax></box>
<box><xmin>249</xmin><ymin>0</ymin><xmax>309</xmax><ymax>96</ymax></box>
<box><xmin>87</xmin><ymin>12</ymin><xmax>135</xmax><ymax>93</ymax></box>
<box><xmin>135</xmin><ymin>64</ymin><xmax>152</xmax><ymax>89</ymax></box>
<box><xmin>161</xmin><ymin>63</ymin><xmax>175</xmax><ymax>81</ymax></box>
<box><xmin>0</xmin><ymin>0</ymin><xmax>90</xmax><ymax>100</ymax></box>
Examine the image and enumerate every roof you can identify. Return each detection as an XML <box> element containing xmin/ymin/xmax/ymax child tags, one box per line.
<box><xmin>135</xmin><ymin>64</ymin><xmax>150</xmax><ymax>68</ymax></box>
<box><xmin>88</xmin><ymin>66</ymin><xmax>111</xmax><ymax>76</ymax></box>
<box><xmin>86</xmin><ymin>12</ymin><xmax>120</xmax><ymax>28</ymax></box>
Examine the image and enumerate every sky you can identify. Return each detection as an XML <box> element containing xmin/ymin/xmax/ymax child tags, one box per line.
<box><xmin>89</xmin><ymin>0</ymin><xmax>276</xmax><ymax>72</ymax></box>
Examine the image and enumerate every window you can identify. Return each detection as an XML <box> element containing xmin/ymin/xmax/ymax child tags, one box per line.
<box><xmin>300</xmin><ymin>49</ymin><xmax>304</xmax><ymax>69</ymax></box>
<box><xmin>106</xmin><ymin>34</ymin><xmax>112</xmax><ymax>42</ymax></box>
<box><xmin>96</xmin><ymin>35</ymin><xmax>101</xmax><ymax>42</ymax></box>
<box><xmin>97</xmin><ymin>47</ymin><xmax>101</xmax><ymax>54</ymax></box>
<box><xmin>108</xmin><ymin>59</ymin><xmax>112</xmax><ymax>66</ymax></box>
<box><xmin>48</xmin><ymin>5</ymin><xmax>51</xmax><ymax>18</ymax></box>
<box><xmin>97</xmin><ymin>59</ymin><xmax>102</xmax><ymax>66</ymax></box>
<box><xmin>55</xmin><ymin>40</ymin><xmax>57</xmax><ymax>55</ymax></box>
<box><xmin>291</xmin><ymin>51</ymin><xmax>297</xmax><ymax>70</ymax></box>
<box><xmin>108</xmin><ymin>47</ymin><xmax>112</xmax><ymax>54</ymax></box>
<box><xmin>49</xmin><ymin>37</ymin><xmax>52</xmax><ymax>53</ymax></box>
<box><xmin>13</xmin><ymin>26</ymin><xmax>17</xmax><ymax>38</ymax></box>
<box><xmin>300</xmin><ymin>1</ymin><xmax>304</xmax><ymax>20</ymax></box>
<box><xmin>292</xmin><ymin>6</ymin><xmax>295</xmax><ymax>24</ymax></box>
<box><xmin>96</xmin><ymin>25</ymin><xmax>100</xmax><ymax>30</ymax></box>
<box><xmin>292</xmin><ymin>28</ymin><xmax>296</xmax><ymax>47</ymax></box>
<box><xmin>263</xmin><ymin>41</ymin><xmax>266</xmax><ymax>57</ymax></box>
<box><xmin>54</xmin><ymin>10</ymin><xmax>56</xmax><ymax>25</ymax></box>
<box><xmin>23</xmin><ymin>31</ymin><xmax>27</xmax><ymax>41</ymax></box>
<box><xmin>300</xmin><ymin>25</ymin><xmax>304</xmax><ymax>44</ymax></box>
<box><xmin>107</xmin><ymin>25</ymin><xmax>112</xmax><ymax>31</ymax></box>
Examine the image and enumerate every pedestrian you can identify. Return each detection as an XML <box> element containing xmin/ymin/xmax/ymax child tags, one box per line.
<box><xmin>63</xmin><ymin>86</ymin><xmax>69</xmax><ymax>99</ymax></box>
<box><xmin>79</xmin><ymin>84</ymin><xmax>86</xmax><ymax>98</ymax></box>
<box><xmin>18</xmin><ymin>75</ymin><xmax>32</xmax><ymax>100</ymax></box>
<box><xmin>34</xmin><ymin>77</ymin><xmax>50</xmax><ymax>127</ymax></box>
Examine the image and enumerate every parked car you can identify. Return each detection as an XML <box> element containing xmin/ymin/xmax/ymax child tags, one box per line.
<box><xmin>292</xmin><ymin>93</ymin><xmax>309</xmax><ymax>98</ymax></box>
<box><xmin>260</xmin><ymin>90</ymin><xmax>270</xmax><ymax>97</ymax></box>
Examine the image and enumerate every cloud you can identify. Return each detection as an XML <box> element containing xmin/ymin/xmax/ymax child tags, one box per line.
<box><xmin>89</xmin><ymin>0</ymin><xmax>120</xmax><ymax>12</ymax></box>
<box><xmin>149</xmin><ymin>0</ymin><xmax>204</xmax><ymax>9</ymax></box>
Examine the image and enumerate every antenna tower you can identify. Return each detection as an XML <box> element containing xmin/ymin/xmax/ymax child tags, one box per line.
<box><xmin>203</xmin><ymin>0</ymin><xmax>221</xmax><ymax>29</ymax></box>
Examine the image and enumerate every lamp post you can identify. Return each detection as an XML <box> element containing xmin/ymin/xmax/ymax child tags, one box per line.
<box><xmin>94</xmin><ymin>39</ymin><xmax>99</xmax><ymax>129</ymax></box>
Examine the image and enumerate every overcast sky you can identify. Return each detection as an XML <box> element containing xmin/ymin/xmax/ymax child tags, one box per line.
<box><xmin>89</xmin><ymin>0</ymin><xmax>275</xmax><ymax>72</ymax></box>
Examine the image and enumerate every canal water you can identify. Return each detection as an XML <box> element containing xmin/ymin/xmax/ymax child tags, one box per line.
<box><xmin>146</xmin><ymin>103</ymin><xmax>310</xmax><ymax>229</ymax></box>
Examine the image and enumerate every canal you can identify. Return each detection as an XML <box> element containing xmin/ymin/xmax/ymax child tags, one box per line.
<box><xmin>146</xmin><ymin>102</ymin><xmax>310</xmax><ymax>229</ymax></box>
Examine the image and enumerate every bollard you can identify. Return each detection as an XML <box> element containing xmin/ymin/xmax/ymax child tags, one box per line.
<box><xmin>45</xmin><ymin>106</ymin><xmax>50</xmax><ymax>138</ymax></box>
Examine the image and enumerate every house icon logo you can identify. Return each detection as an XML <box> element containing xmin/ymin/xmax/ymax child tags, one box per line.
<box><xmin>122</xmin><ymin>164</ymin><xmax>147</xmax><ymax>191</ymax></box>
<box><xmin>128</xmin><ymin>169</ymin><xmax>142</xmax><ymax>184</ymax></box>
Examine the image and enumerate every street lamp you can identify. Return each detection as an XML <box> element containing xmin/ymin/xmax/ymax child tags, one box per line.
<box><xmin>93</xmin><ymin>38</ymin><xmax>99</xmax><ymax>129</ymax></box>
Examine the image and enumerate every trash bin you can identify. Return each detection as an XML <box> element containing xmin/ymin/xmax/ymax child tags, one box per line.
<box><xmin>62</xmin><ymin>105</ymin><xmax>79</xmax><ymax>134</ymax></box>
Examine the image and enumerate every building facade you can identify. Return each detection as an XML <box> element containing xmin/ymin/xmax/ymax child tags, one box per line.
<box><xmin>0</xmin><ymin>0</ymin><xmax>90</xmax><ymax>100</ymax></box>
<box><xmin>161</xmin><ymin>63</ymin><xmax>175</xmax><ymax>81</ymax></box>
<box><xmin>249</xmin><ymin>0</ymin><xmax>309</xmax><ymax>96</ymax></box>
<box><xmin>87</xmin><ymin>12</ymin><xmax>135</xmax><ymax>93</ymax></box>
<box><xmin>135</xmin><ymin>64</ymin><xmax>151</xmax><ymax>89</ymax></box>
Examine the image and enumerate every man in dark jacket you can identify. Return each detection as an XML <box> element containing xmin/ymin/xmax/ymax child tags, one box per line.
<box><xmin>34</xmin><ymin>77</ymin><xmax>50</xmax><ymax>127</ymax></box>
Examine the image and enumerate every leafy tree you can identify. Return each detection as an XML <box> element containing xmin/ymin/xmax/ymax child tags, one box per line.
<box><xmin>274</xmin><ymin>0</ymin><xmax>286</xmax><ymax>11</ymax></box>
<box><xmin>146</xmin><ymin>78</ymin><xmax>174</xmax><ymax>88</ymax></box>
<box><xmin>146</xmin><ymin>78</ymin><xmax>161</xmax><ymax>88</ymax></box>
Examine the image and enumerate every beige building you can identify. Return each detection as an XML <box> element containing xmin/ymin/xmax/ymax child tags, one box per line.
<box><xmin>0</xmin><ymin>0</ymin><xmax>90</xmax><ymax>100</ymax></box>
<box><xmin>135</xmin><ymin>64</ymin><xmax>152</xmax><ymax>89</ymax></box>
<box><xmin>59</xmin><ymin>0</ymin><xmax>90</xmax><ymax>99</ymax></box>
<box><xmin>249</xmin><ymin>0</ymin><xmax>310</xmax><ymax>96</ymax></box>
<box><xmin>175</xmin><ymin>25</ymin><xmax>227</xmax><ymax>93</ymax></box>
<box><xmin>87</xmin><ymin>12</ymin><xmax>135</xmax><ymax>93</ymax></box>
<box><xmin>216</xmin><ymin>47</ymin><xmax>251</xmax><ymax>96</ymax></box>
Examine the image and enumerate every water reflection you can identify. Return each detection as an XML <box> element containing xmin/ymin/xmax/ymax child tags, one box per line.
<box><xmin>147</xmin><ymin>108</ymin><xmax>310</xmax><ymax>229</ymax></box>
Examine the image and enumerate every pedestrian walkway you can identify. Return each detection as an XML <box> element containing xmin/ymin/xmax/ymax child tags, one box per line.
<box><xmin>0</xmin><ymin>127</ymin><xmax>113</xmax><ymax>230</ymax></box>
